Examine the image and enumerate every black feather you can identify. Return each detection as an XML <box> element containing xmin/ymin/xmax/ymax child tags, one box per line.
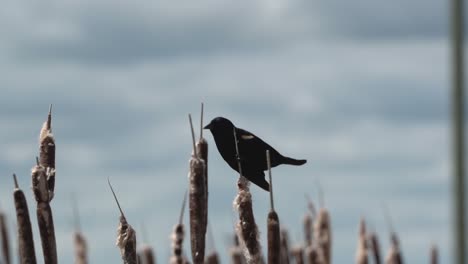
<box><xmin>204</xmin><ymin>117</ymin><xmax>307</xmax><ymax>191</ymax></box>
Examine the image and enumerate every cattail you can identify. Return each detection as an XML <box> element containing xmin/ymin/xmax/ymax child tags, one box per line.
<box><xmin>266</xmin><ymin>150</ymin><xmax>280</xmax><ymax>264</ymax></box>
<box><xmin>385</xmin><ymin>232</ymin><xmax>403</xmax><ymax>264</ymax></box>
<box><xmin>233</xmin><ymin>128</ymin><xmax>262</xmax><ymax>263</ymax></box>
<box><xmin>355</xmin><ymin>218</ymin><xmax>368</xmax><ymax>264</ymax></box>
<box><xmin>305</xmin><ymin>244</ymin><xmax>323</xmax><ymax>264</ymax></box>
<box><xmin>384</xmin><ymin>206</ymin><xmax>403</xmax><ymax>264</ymax></box>
<box><xmin>304</xmin><ymin>194</ymin><xmax>316</xmax><ymax>248</ymax></box>
<box><xmin>290</xmin><ymin>246</ymin><xmax>304</xmax><ymax>264</ymax></box>
<box><xmin>13</xmin><ymin>174</ymin><xmax>37</xmax><ymax>264</ymax></box>
<box><xmin>280</xmin><ymin>229</ymin><xmax>290</xmax><ymax>264</ymax></box>
<box><xmin>368</xmin><ymin>231</ymin><xmax>381</xmax><ymax>264</ymax></box>
<box><xmin>230</xmin><ymin>247</ymin><xmax>244</xmax><ymax>264</ymax></box>
<box><xmin>73</xmin><ymin>232</ymin><xmax>87</xmax><ymax>264</ymax></box>
<box><xmin>72</xmin><ymin>200</ymin><xmax>88</xmax><ymax>264</ymax></box>
<box><xmin>39</xmin><ymin>105</ymin><xmax>56</xmax><ymax>199</ymax></box>
<box><xmin>314</xmin><ymin>208</ymin><xmax>331</xmax><ymax>264</ymax></box>
<box><xmin>196</xmin><ymin>103</ymin><xmax>209</xmax><ymax>237</ymax></box>
<box><xmin>0</xmin><ymin>211</ymin><xmax>11</xmax><ymax>264</ymax></box>
<box><xmin>303</xmin><ymin>214</ymin><xmax>313</xmax><ymax>248</ymax></box>
<box><xmin>188</xmin><ymin>114</ymin><xmax>207</xmax><ymax>264</ymax></box>
<box><xmin>204</xmin><ymin>253</ymin><xmax>219</xmax><ymax>264</ymax></box>
<box><xmin>429</xmin><ymin>244</ymin><xmax>437</xmax><ymax>264</ymax></box>
<box><xmin>31</xmin><ymin>160</ymin><xmax>57</xmax><ymax>264</ymax></box>
<box><xmin>108</xmin><ymin>179</ymin><xmax>137</xmax><ymax>264</ymax></box>
<box><xmin>138</xmin><ymin>245</ymin><xmax>155</xmax><ymax>264</ymax></box>
<box><xmin>171</xmin><ymin>192</ymin><xmax>188</xmax><ymax>264</ymax></box>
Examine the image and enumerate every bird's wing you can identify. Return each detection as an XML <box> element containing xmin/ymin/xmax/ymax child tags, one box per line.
<box><xmin>236</xmin><ymin>128</ymin><xmax>283</xmax><ymax>169</ymax></box>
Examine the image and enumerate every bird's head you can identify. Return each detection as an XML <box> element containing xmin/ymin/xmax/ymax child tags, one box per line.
<box><xmin>204</xmin><ymin>117</ymin><xmax>234</xmax><ymax>132</ymax></box>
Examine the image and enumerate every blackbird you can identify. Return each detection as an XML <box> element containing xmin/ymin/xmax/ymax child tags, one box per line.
<box><xmin>204</xmin><ymin>117</ymin><xmax>306</xmax><ymax>191</ymax></box>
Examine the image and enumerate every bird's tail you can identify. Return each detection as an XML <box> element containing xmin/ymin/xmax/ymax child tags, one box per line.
<box><xmin>282</xmin><ymin>156</ymin><xmax>307</xmax><ymax>166</ymax></box>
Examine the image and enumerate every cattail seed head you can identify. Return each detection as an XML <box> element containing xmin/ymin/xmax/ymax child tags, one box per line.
<box><xmin>314</xmin><ymin>208</ymin><xmax>331</xmax><ymax>264</ymax></box>
<box><xmin>355</xmin><ymin>218</ymin><xmax>368</xmax><ymax>264</ymax></box>
<box><xmin>13</xmin><ymin>174</ymin><xmax>37</xmax><ymax>264</ymax></box>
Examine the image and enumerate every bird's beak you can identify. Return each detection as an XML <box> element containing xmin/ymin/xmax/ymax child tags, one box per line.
<box><xmin>203</xmin><ymin>123</ymin><xmax>212</xmax><ymax>130</ymax></box>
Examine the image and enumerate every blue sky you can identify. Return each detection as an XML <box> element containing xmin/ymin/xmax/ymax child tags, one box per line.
<box><xmin>0</xmin><ymin>0</ymin><xmax>461</xmax><ymax>263</ymax></box>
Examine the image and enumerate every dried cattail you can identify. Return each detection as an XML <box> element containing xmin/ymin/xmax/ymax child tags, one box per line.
<box><xmin>314</xmin><ymin>208</ymin><xmax>331</xmax><ymax>264</ymax></box>
<box><xmin>303</xmin><ymin>214</ymin><xmax>313</xmax><ymax>248</ymax></box>
<box><xmin>171</xmin><ymin>192</ymin><xmax>188</xmax><ymax>264</ymax></box>
<box><xmin>233</xmin><ymin>128</ymin><xmax>262</xmax><ymax>263</ymax></box>
<box><xmin>31</xmin><ymin>162</ymin><xmax>57</xmax><ymax>264</ymax></box>
<box><xmin>0</xmin><ymin>211</ymin><xmax>11</xmax><ymax>264</ymax></box>
<box><xmin>430</xmin><ymin>244</ymin><xmax>437</xmax><ymax>264</ymax></box>
<box><xmin>39</xmin><ymin>105</ymin><xmax>56</xmax><ymax>199</ymax></box>
<box><xmin>73</xmin><ymin>232</ymin><xmax>87</xmax><ymax>264</ymax></box>
<box><xmin>138</xmin><ymin>245</ymin><xmax>155</xmax><ymax>264</ymax></box>
<box><xmin>355</xmin><ymin>218</ymin><xmax>368</xmax><ymax>264</ymax></box>
<box><xmin>265</xmin><ymin>150</ymin><xmax>280</xmax><ymax>264</ymax></box>
<box><xmin>304</xmin><ymin>194</ymin><xmax>316</xmax><ymax>248</ymax></box>
<box><xmin>108</xmin><ymin>179</ymin><xmax>137</xmax><ymax>264</ymax></box>
<box><xmin>72</xmin><ymin>197</ymin><xmax>88</xmax><ymax>264</ymax></box>
<box><xmin>385</xmin><ymin>232</ymin><xmax>403</xmax><ymax>264</ymax></box>
<box><xmin>290</xmin><ymin>246</ymin><xmax>304</xmax><ymax>264</ymax></box>
<box><xmin>368</xmin><ymin>231</ymin><xmax>381</xmax><ymax>264</ymax></box>
<box><xmin>196</xmin><ymin>108</ymin><xmax>209</xmax><ymax>251</ymax></box>
<box><xmin>204</xmin><ymin>253</ymin><xmax>219</xmax><ymax>264</ymax></box>
<box><xmin>383</xmin><ymin>206</ymin><xmax>403</xmax><ymax>264</ymax></box>
<box><xmin>305</xmin><ymin>244</ymin><xmax>324</xmax><ymax>264</ymax></box>
<box><xmin>280</xmin><ymin>229</ymin><xmax>290</xmax><ymax>264</ymax></box>
<box><xmin>188</xmin><ymin>114</ymin><xmax>207</xmax><ymax>264</ymax></box>
<box><xmin>13</xmin><ymin>174</ymin><xmax>37</xmax><ymax>264</ymax></box>
<box><xmin>230</xmin><ymin>247</ymin><xmax>244</xmax><ymax>264</ymax></box>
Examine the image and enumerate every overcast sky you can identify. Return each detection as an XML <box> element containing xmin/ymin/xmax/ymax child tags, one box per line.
<box><xmin>0</xmin><ymin>0</ymin><xmax>461</xmax><ymax>263</ymax></box>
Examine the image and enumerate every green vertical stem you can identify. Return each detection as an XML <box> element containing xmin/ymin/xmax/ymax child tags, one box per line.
<box><xmin>451</xmin><ymin>0</ymin><xmax>466</xmax><ymax>263</ymax></box>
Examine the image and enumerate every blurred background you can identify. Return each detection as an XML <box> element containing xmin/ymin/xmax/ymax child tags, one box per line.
<box><xmin>0</xmin><ymin>0</ymin><xmax>461</xmax><ymax>263</ymax></box>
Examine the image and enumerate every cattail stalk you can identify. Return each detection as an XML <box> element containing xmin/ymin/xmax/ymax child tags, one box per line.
<box><xmin>31</xmin><ymin>161</ymin><xmax>57</xmax><ymax>264</ymax></box>
<box><xmin>13</xmin><ymin>174</ymin><xmax>37</xmax><ymax>264</ymax></box>
<box><xmin>204</xmin><ymin>253</ymin><xmax>219</xmax><ymax>264</ymax></box>
<box><xmin>0</xmin><ymin>212</ymin><xmax>11</xmax><ymax>264</ymax></box>
<box><xmin>355</xmin><ymin>218</ymin><xmax>368</xmax><ymax>264</ymax></box>
<box><xmin>188</xmin><ymin>114</ymin><xmax>207</xmax><ymax>264</ymax></box>
<box><xmin>369</xmin><ymin>232</ymin><xmax>381</xmax><ymax>264</ymax></box>
<box><xmin>291</xmin><ymin>246</ymin><xmax>304</xmax><ymax>264</ymax></box>
<box><xmin>314</xmin><ymin>208</ymin><xmax>331</xmax><ymax>264</ymax></box>
<box><xmin>385</xmin><ymin>232</ymin><xmax>403</xmax><ymax>264</ymax></box>
<box><xmin>304</xmin><ymin>214</ymin><xmax>313</xmax><ymax>248</ymax></box>
<box><xmin>108</xmin><ymin>179</ymin><xmax>137</xmax><ymax>264</ymax></box>
<box><xmin>39</xmin><ymin>105</ymin><xmax>56</xmax><ymax>199</ymax></box>
<box><xmin>73</xmin><ymin>232</ymin><xmax>87</xmax><ymax>264</ymax></box>
<box><xmin>280</xmin><ymin>229</ymin><xmax>290</xmax><ymax>264</ymax></box>
<box><xmin>171</xmin><ymin>192</ymin><xmax>188</xmax><ymax>264</ymax></box>
<box><xmin>72</xmin><ymin>198</ymin><xmax>88</xmax><ymax>264</ymax></box>
<box><xmin>266</xmin><ymin>150</ymin><xmax>280</xmax><ymax>264</ymax></box>
<box><xmin>430</xmin><ymin>244</ymin><xmax>437</xmax><ymax>264</ymax></box>
<box><xmin>230</xmin><ymin>247</ymin><xmax>244</xmax><ymax>264</ymax></box>
<box><xmin>384</xmin><ymin>207</ymin><xmax>403</xmax><ymax>264</ymax></box>
<box><xmin>305</xmin><ymin>244</ymin><xmax>323</xmax><ymax>264</ymax></box>
<box><xmin>139</xmin><ymin>245</ymin><xmax>155</xmax><ymax>264</ymax></box>
<box><xmin>196</xmin><ymin>104</ymin><xmax>209</xmax><ymax>251</ymax></box>
<box><xmin>233</xmin><ymin>128</ymin><xmax>262</xmax><ymax>263</ymax></box>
